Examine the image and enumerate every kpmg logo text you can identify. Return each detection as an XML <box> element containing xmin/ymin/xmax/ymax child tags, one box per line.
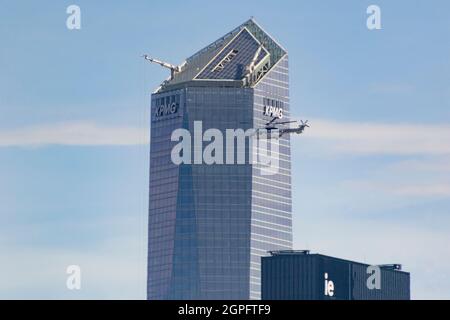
<box><xmin>155</xmin><ymin>102</ymin><xmax>178</xmax><ymax>118</ymax></box>
<box><xmin>263</xmin><ymin>106</ymin><xmax>283</xmax><ymax>119</ymax></box>
<box><xmin>263</xmin><ymin>97</ymin><xmax>284</xmax><ymax>119</ymax></box>
<box><xmin>154</xmin><ymin>95</ymin><xmax>180</xmax><ymax>120</ymax></box>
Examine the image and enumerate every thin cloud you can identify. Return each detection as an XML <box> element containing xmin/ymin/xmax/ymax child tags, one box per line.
<box><xmin>302</xmin><ymin>119</ymin><xmax>450</xmax><ymax>156</ymax></box>
<box><xmin>388</xmin><ymin>157</ymin><xmax>450</xmax><ymax>173</ymax></box>
<box><xmin>3</xmin><ymin>119</ymin><xmax>450</xmax><ymax>156</ymax></box>
<box><xmin>342</xmin><ymin>180</ymin><xmax>450</xmax><ymax>199</ymax></box>
<box><xmin>368</xmin><ymin>83</ymin><xmax>414</xmax><ymax>94</ymax></box>
<box><xmin>0</xmin><ymin>122</ymin><xmax>149</xmax><ymax>147</ymax></box>
<box><xmin>394</xmin><ymin>184</ymin><xmax>450</xmax><ymax>197</ymax></box>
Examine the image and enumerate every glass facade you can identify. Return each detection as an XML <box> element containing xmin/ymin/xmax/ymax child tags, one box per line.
<box><xmin>147</xmin><ymin>89</ymin><xmax>185</xmax><ymax>300</ymax></box>
<box><xmin>250</xmin><ymin>56</ymin><xmax>292</xmax><ymax>300</ymax></box>
<box><xmin>147</xmin><ymin>19</ymin><xmax>292</xmax><ymax>300</ymax></box>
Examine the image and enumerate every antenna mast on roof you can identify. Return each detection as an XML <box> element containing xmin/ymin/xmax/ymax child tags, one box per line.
<box><xmin>142</xmin><ymin>54</ymin><xmax>181</xmax><ymax>80</ymax></box>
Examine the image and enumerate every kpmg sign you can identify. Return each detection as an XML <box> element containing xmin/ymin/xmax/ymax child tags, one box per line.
<box><xmin>154</xmin><ymin>95</ymin><xmax>180</xmax><ymax>121</ymax></box>
<box><xmin>155</xmin><ymin>102</ymin><xmax>178</xmax><ymax>118</ymax></box>
<box><xmin>263</xmin><ymin>105</ymin><xmax>283</xmax><ymax>119</ymax></box>
<box><xmin>263</xmin><ymin>97</ymin><xmax>284</xmax><ymax>119</ymax></box>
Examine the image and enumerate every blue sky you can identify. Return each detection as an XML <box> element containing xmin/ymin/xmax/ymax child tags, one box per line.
<box><xmin>1</xmin><ymin>0</ymin><xmax>449</xmax><ymax>299</ymax></box>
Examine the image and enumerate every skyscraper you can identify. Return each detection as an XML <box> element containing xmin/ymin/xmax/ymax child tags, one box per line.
<box><xmin>147</xmin><ymin>19</ymin><xmax>292</xmax><ymax>300</ymax></box>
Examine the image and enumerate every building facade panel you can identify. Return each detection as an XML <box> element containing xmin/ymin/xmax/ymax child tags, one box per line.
<box><xmin>148</xmin><ymin>89</ymin><xmax>185</xmax><ymax>299</ymax></box>
<box><xmin>261</xmin><ymin>252</ymin><xmax>411</xmax><ymax>300</ymax></box>
<box><xmin>250</xmin><ymin>55</ymin><xmax>292</xmax><ymax>299</ymax></box>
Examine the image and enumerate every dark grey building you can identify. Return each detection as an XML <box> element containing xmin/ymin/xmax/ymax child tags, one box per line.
<box><xmin>147</xmin><ymin>19</ymin><xmax>292</xmax><ymax>300</ymax></box>
<box><xmin>262</xmin><ymin>251</ymin><xmax>410</xmax><ymax>300</ymax></box>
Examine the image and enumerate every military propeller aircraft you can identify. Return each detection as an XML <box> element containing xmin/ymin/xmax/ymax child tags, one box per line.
<box><xmin>278</xmin><ymin>119</ymin><xmax>310</xmax><ymax>137</ymax></box>
<box><xmin>253</xmin><ymin>118</ymin><xmax>310</xmax><ymax>139</ymax></box>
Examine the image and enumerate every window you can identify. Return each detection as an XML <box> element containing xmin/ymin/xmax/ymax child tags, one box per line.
<box><xmin>212</xmin><ymin>49</ymin><xmax>238</xmax><ymax>72</ymax></box>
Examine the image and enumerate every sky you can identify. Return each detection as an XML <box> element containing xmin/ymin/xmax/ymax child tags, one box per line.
<box><xmin>0</xmin><ymin>0</ymin><xmax>449</xmax><ymax>299</ymax></box>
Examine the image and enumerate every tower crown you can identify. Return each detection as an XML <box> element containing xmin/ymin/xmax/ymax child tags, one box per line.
<box><xmin>155</xmin><ymin>19</ymin><xmax>287</xmax><ymax>92</ymax></box>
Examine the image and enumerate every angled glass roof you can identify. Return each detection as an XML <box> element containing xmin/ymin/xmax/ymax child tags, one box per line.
<box><xmin>195</xmin><ymin>28</ymin><xmax>269</xmax><ymax>80</ymax></box>
<box><xmin>240</xmin><ymin>19</ymin><xmax>287</xmax><ymax>71</ymax></box>
<box><xmin>157</xmin><ymin>18</ymin><xmax>287</xmax><ymax>92</ymax></box>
